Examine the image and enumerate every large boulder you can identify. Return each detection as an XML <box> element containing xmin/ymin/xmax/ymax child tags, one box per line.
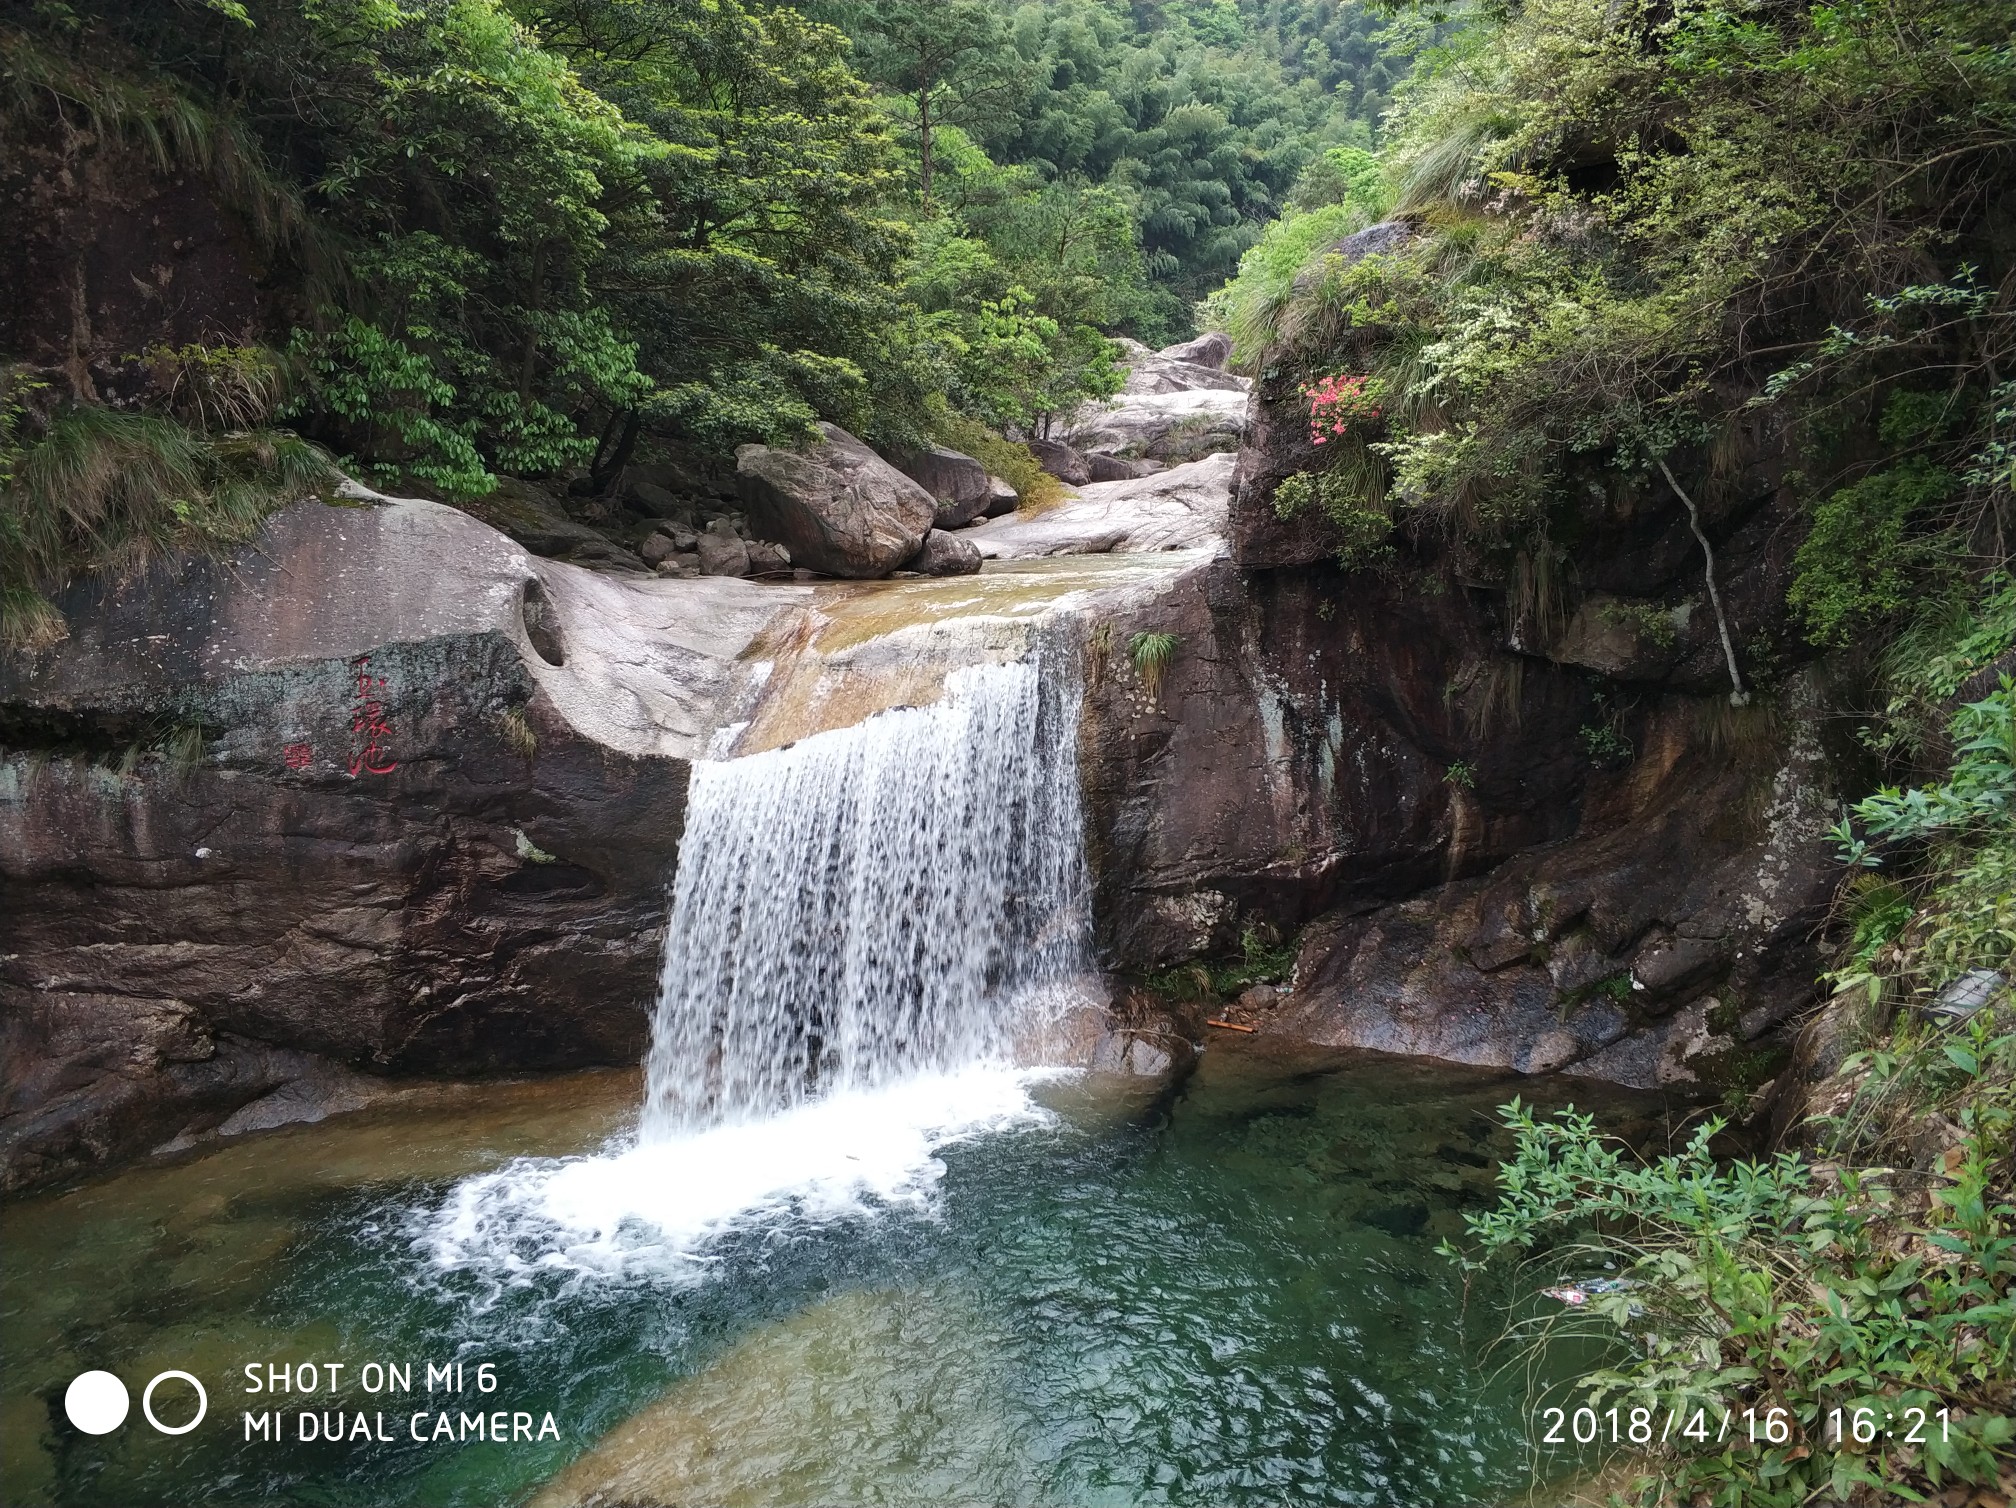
<box><xmin>983</xmin><ymin>476</ymin><xmax>1019</xmax><ymax>517</ymax></box>
<box><xmin>1117</xmin><ymin>336</ymin><xmax>1246</xmax><ymax>397</ymax></box>
<box><xmin>1065</xmin><ymin>387</ymin><xmax>1250</xmax><ymax>462</ymax></box>
<box><xmin>1026</xmin><ymin>437</ymin><xmax>1092</xmax><ymax>486</ymax></box>
<box><xmin>1065</xmin><ymin>337</ymin><xmax>1252</xmax><ymax>464</ymax></box>
<box><xmin>1157</xmin><ymin>331</ymin><xmax>1233</xmax><ymax>370</ymax></box>
<box><xmin>907</xmin><ymin>529</ymin><xmax>982</xmax><ymax>576</ymax></box>
<box><xmin>1084</xmin><ymin>451</ymin><xmax>1145</xmax><ymax>483</ymax></box>
<box><xmin>746</xmin><ymin>539</ymin><xmax>791</xmax><ymax>576</ymax></box>
<box><xmin>735</xmin><ymin>424</ymin><xmax>936</xmax><ymax>579</ymax></box>
<box><xmin>895</xmin><ymin>446</ymin><xmax>992</xmax><ymax>529</ymax></box>
<box><xmin>697</xmin><ymin>518</ymin><xmax>751</xmax><ymax>578</ymax></box>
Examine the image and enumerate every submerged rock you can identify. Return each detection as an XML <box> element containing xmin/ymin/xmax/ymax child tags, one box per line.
<box><xmin>527</xmin><ymin>1288</ymin><xmax>1020</xmax><ymax>1508</ymax></box>
<box><xmin>735</xmin><ymin>423</ymin><xmax>937</xmax><ymax>579</ymax></box>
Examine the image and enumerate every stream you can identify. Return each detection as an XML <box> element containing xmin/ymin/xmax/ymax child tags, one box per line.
<box><xmin>0</xmin><ymin>1044</ymin><xmax>1672</xmax><ymax>1507</ymax></box>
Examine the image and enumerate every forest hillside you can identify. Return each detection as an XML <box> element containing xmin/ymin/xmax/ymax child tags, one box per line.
<box><xmin>2</xmin><ymin>0</ymin><xmax>1419</xmax><ymax>635</ymax></box>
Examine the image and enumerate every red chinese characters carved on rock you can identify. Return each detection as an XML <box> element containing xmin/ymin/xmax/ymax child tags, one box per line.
<box><xmin>348</xmin><ymin>656</ymin><xmax>399</xmax><ymax>777</ymax></box>
<box><xmin>283</xmin><ymin>742</ymin><xmax>313</xmax><ymax>770</ymax></box>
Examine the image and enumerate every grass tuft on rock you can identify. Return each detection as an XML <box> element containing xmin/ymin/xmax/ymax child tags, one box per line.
<box><xmin>2</xmin><ymin>400</ymin><xmax>336</xmax><ymax>647</ymax></box>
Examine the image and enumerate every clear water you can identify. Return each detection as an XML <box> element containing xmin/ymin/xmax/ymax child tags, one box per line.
<box><xmin>0</xmin><ymin>1043</ymin><xmax>1675</xmax><ymax>1507</ymax></box>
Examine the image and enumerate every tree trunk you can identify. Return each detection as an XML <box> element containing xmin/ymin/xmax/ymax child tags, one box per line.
<box><xmin>590</xmin><ymin>408</ymin><xmax>642</xmax><ymax>495</ymax></box>
<box><xmin>517</xmin><ymin>243</ymin><xmax>548</xmax><ymax>403</ymax></box>
<box><xmin>1656</xmin><ymin>455</ymin><xmax>1749</xmax><ymax>706</ymax></box>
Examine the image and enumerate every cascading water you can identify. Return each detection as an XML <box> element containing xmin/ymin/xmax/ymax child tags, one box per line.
<box><xmin>418</xmin><ymin>645</ymin><xmax>1097</xmax><ymax>1280</ymax></box>
<box><xmin>642</xmin><ymin>656</ymin><xmax>1091</xmax><ymax>1137</ymax></box>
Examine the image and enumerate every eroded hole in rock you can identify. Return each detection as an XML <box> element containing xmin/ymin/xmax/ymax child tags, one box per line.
<box><xmin>521</xmin><ymin>578</ymin><xmax>566</xmax><ymax>667</ymax></box>
<box><xmin>495</xmin><ymin>863</ymin><xmax>603</xmax><ymax>898</ymax></box>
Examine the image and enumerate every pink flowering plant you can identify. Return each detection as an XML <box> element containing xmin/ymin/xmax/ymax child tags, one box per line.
<box><xmin>1300</xmin><ymin>372</ymin><xmax>1385</xmax><ymax>445</ymax></box>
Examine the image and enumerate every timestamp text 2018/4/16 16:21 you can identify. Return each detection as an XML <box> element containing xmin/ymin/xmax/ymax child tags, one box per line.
<box><xmin>1538</xmin><ymin>1404</ymin><xmax>1956</xmax><ymax>1449</ymax></box>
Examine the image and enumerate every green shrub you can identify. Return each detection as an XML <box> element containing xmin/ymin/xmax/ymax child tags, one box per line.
<box><xmin>1860</xmin><ymin>576</ymin><xmax>2016</xmax><ymax>765</ymax></box>
<box><xmin>1144</xmin><ymin>922</ymin><xmax>1299</xmax><ymax>1004</ymax></box>
<box><xmin>1789</xmin><ymin>461</ymin><xmax>1955</xmax><ymax>648</ymax></box>
<box><xmin>1830</xmin><ymin>679</ymin><xmax>2016</xmax><ymax>1013</ymax></box>
<box><xmin>1198</xmin><ymin>202</ymin><xmax>1364</xmax><ymax>365</ymax></box>
<box><xmin>1270</xmin><ymin>468</ymin><xmax>1394</xmax><ymax>569</ymax></box>
<box><xmin>1445</xmin><ymin>1094</ymin><xmax>2015</xmax><ymax>1508</ymax></box>
<box><xmin>1596</xmin><ymin>599</ymin><xmax>1679</xmax><ymax>650</ymax></box>
<box><xmin>139</xmin><ymin>343</ymin><xmax>283</xmax><ymax>431</ymax></box>
<box><xmin>1129</xmin><ymin>630</ymin><xmax>1179</xmax><ymax>701</ymax></box>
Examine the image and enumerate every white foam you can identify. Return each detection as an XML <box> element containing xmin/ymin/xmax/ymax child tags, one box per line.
<box><xmin>415</xmin><ymin>1065</ymin><xmax>1063</xmax><ymax>1287</ymax></box>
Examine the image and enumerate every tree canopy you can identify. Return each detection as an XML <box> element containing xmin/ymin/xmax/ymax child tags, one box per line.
<box><xmin>1</xmin><ymin>0</ymin><xmax>1419</xmax><ymax>535</ymax></box>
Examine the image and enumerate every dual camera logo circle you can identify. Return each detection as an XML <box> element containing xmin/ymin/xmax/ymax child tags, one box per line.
<box><xmin>64</xmin><ymin>1370</ymin><xmax>208</xmax><ymax>1436</ymax></box>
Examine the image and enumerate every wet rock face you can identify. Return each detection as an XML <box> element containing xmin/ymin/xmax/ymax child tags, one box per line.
<box><xmin>0</xmin><ymin>708</ymin><xmax>685</xmax><ymax>1192</ymax></box>
<box><xmin>2</xmin><ymin>123</ymin><xmax>268</xmax><ymax>395</ymax></box>
<box><xmin>1077</xmin><ymin>546</ymin><xmax>1837</xmax><ymax>1087</ymax></box>
<box><xmin>1078</xmin><ymin>555</ymin><xmax>1597</xmax><ymax>969</ymax></box>
<box><xmin>1270</xmin><ymin>698</ymin><xmax>1837</xmax><ymax>1085</ymax></box>
<box><xmin>735</xmin><ymin>424</ymin><xmax>937</xmax><ymax>578</ymax></box>
<box><xmin>0</xmin><ymin>492</ymin><xmax>805</xmax><ymax>1193</ymax></box>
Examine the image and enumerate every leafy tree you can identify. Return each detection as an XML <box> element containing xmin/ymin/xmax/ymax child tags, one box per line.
<box><xmin>4</xmin><ymin>0</ymin><xmax>940</xmax><ymax>494</ymax></box>
<box><xmin>841</xmin><ymin>0</ymin><xmax>1030</xmax><ymax>205</ymax></box>
<box><xmin>517</xmin><ymin>0</ymin><xmax>929</xmax><ymax>465</ymax></box>
<box><xmin>903</xmin><ymin>140</ymin><xmax>1130</xmax><ymax>428</ymax></box>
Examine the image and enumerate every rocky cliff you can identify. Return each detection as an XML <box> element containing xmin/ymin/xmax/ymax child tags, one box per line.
<box><xmin>1076</xmin><ymin>318</ymin><xmax>1842</xmax><ymax>1094</ymax></box>
<box><xmin>0</xmin><ymin>487</ymin><xmax>811</xmax><ymax>1193</ymax></box>
<box><xmin>0</xmin><ymin>466</ymin><xmax>1221</xmax><ymax>1193</ymax></box>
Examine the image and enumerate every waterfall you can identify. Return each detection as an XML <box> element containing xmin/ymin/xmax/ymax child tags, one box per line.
<box><xmin>640</xmin><ymin>654</ymin><xmax>1092</xmax><ymax>1140</ymax></box>
<box><xmin>414</xmin><ymin>648</ymin><xmax>1095</xmax><ymax>1283</ymax></box>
